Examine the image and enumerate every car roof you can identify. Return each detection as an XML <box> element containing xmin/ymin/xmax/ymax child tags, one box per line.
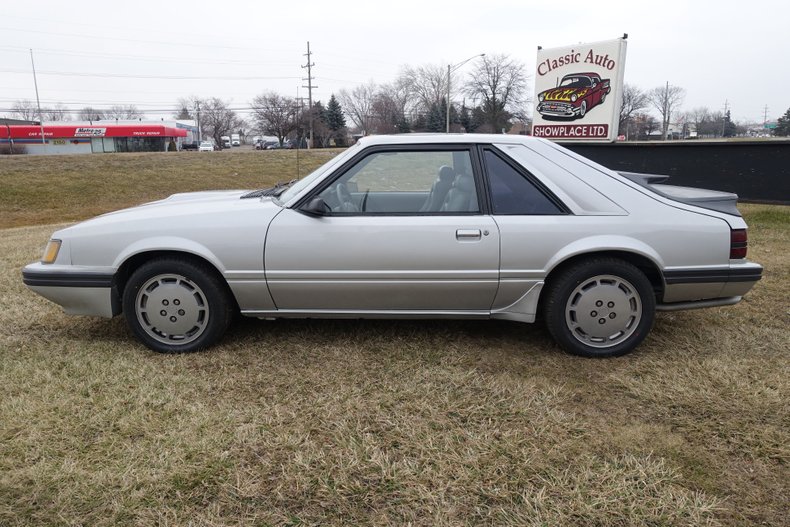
<box><xmin>561</xmin><ymin>72</ymin><xmax>600</xmax><ymax>78</ymax></box>
<box><xmin>355</xmin><ymin>133</ymin><xmax>543</xmax><ymax>148</ymax></box>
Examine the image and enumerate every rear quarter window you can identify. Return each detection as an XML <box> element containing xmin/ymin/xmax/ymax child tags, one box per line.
<box><xmin>484</xmin><ymin>149</ymin><xmax>564</xmax><ymax>215</ymax></box>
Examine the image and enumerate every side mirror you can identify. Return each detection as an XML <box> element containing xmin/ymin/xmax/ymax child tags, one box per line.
<box><xmin>301</xmin><ymin>197</ymin><xmax>330</xmax><ymax>216</ymax></box>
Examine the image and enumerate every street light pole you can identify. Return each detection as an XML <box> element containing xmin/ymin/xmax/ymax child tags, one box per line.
<box><xmin>29</xmin><ymin>49</ymin><xmax>46</xmax><ymax>144</ymax></box>
<box><xmin>446</xmin><ymin>53</ymin><xmax>484</xmax><ymax>133</ymax></box>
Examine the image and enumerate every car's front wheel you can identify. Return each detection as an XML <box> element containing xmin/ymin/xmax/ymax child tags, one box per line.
<box><xmin>122</xmin><ymin>257</ymin><xmax>234</xmax><ymax>353</ymax></box>
<box><xmin>543</xmin><ymin>258</ymin><xmax>655</xmax><ymax>358</ymax></box>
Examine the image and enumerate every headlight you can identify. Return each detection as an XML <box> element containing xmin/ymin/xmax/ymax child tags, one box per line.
<box><xmin>571</xmin><ymin>94</ymin><xmax>578</xmax><ymax>102</ymax></box>
<box><xmin>538</xmin><ymin>93</ymin><xmax>545</xmax><ymax>102</ymax></box>
<box><xmin>41</xmin><ymin>239</ymin><xmax>61</xmax><ymax>264</ymax></box>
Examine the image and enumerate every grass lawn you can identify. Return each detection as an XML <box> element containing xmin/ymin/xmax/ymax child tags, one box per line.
<box><xmin>0</xmin><ymin>150</ymin><xmax>787</xmax><ymax>526</ymax></box>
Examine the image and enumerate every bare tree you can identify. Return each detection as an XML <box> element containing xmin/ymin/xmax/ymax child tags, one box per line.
<box><xmin>11</xmin><ymin>100</ymin><xmax>38</xmax><ymax>121</ymax></box>
<box><xmin>78</xmin><ymin>107</ymin><xmax>106</xmax><ymax>121</ymax></box>
<box><xmin>338</xmin><ymin>82</ymin><xmax>377</xmax><ymax>135</ymax></box>
<box><xmin>173</xmin><ymin>96</ymin><xmax>205</xmax><ymax>141</ymax></box>
<box><xmin>647</xmin><ymin>82</ymin><xmax>685</xmax><ymax>140</ymax></box>
<box><xmin>399</xmin><ymin>64</ymin><xmax>448</xmax><ymax>114</ymax></box>
<box><xmin>632</xmin><ymin>112</ymin><xmax>659</xmax><ymax>140</ymax></box>
<box><xmin>42</xmin><ymin>103</ymin><xmax>70</xmax><ymax>121</ymax></box>
<box><xmin>464</xmin><ymin>54</ymin><xmax>529</xmax><ymax>133</ymax></box>
<box><xmin>173</xmin><ymin>97</ymin><xmax>196</xmax><ymax>120</ymax></box>
<box><xmin>370</xmin><ymin>81</ymin><xmax>411</xmax><ymax>134</ymax></box>
<box><xmin>618</xmin><ymin>84</ymin><xmax>647</xmax><ymax>139</ymax></box>
<box><xmin>201</xmin><ymin>98</ymin><xmax>244</xmax><ymax>147</ymax></box>
<box><xmin>250</xmin><ymin>92</ymin><xmax>297</xmax><ymax>146</ymax></box>
<box><xmin>106</xmin><ymin>104</ymin><xmax>143</xmax><ymax>120</ymax></box>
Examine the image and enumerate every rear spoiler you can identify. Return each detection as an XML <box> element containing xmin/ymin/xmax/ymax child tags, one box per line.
<box><xmin>618</xmin><ymin>171</ymin><xmax>741</xmax><ymax>217</ymax></box>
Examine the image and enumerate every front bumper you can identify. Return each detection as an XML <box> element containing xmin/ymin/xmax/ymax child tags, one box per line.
<box><xmin>537</xmin><ymin>101</ymin><xmax>580</xmax><ymax>117</ymax></box>
<box><xmin>22</xmin><ymin>263</ymin><xmax>119</xmax><ymax>317</ymax></box>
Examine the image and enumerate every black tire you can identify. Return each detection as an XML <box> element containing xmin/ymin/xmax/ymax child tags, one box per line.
<box><xmin>122</xmin><ymin>257</ymin><xmax>234</xmax><ymax>353</ymax></box>
<box><xmin>543</xmin><ymin>257</ymin><xmax>655</xmax><ymax>358</ymax></box>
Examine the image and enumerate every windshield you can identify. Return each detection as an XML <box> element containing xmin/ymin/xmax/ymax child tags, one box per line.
<box><xmin>559</xmin><ymin>76</ymin><xmax>592</xmax><ymax>88</ymax></box>
<box><xmin>277</xmin><ymin>143</ymin><xmax>361</xmax><ymax>204</ymax></box>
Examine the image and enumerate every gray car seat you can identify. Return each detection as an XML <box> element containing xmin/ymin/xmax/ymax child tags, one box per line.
<box><xmin>441</xmin><ymin>173</ymin><xmax>478</xmax><ymax>212</ymax></box>
<box><xmin>420</xmin><ymin>165</ymin><xmax>456</xmax><ymax>212</ymax></box>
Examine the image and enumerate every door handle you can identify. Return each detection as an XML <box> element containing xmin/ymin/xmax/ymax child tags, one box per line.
<box><xmin>456</xmin><ymin>229</ymin><xmax>482</xmax><ymax>240</ymax></box>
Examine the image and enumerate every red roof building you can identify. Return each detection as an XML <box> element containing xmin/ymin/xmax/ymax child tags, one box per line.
<box><xmin>0</xmin><ymin>123</ymin><xmax>188</xmax><ymax>155</ymax></box>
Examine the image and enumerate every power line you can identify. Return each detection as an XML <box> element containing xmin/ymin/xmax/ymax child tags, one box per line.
<box><xmin>0</xmin><ymin>45</ymin><xmax>296</xmax><ymax>67</ymax></box>
<box><xmin>0</xmin><ymin>26</ymin><xmax>260</xmax><ymax>52</ymax></box>
<box><xmin>0</xmin><ymin>68</ymin><xmax>301</xmax><ymax>81</ymax></box>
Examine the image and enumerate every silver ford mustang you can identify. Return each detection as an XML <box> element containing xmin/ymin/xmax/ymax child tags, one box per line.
<box><xmin>23</xmin><ymin>134</ymin><xmax>763</xmax><ymax>357</ymax></box>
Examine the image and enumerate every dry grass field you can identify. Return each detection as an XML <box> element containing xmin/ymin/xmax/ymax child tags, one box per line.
<box><xmin>0</xmin><ymin>150</ymin><xmax>788</xmax><ymax>526</ymax></box>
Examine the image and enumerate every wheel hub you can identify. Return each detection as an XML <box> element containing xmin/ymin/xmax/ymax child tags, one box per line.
<box><xmin>135</xmin><ymin>274</ymin><xmax>209</xmax><ymax>344</ymax></box>
<box><xmin>565</xmin><ymin>275</ymin><xmax>642</xmax><ymax>348</ymax></box>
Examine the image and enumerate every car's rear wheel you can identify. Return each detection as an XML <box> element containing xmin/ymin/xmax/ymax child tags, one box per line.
<box><xmin>122</xmin><ymin>257</ymin><xmax>233</xmax><ymax>353</ymax></box>
<box><xmin>544</xmin><ymin>258</ymin><xmax>655</xmax><ymax>358</ymax></box>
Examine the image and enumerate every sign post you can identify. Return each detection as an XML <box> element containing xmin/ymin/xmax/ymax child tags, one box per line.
<box><xmin>532</xmin><ymin>36</ymin><xmax>628</xmax><ymax>142</ymax></box>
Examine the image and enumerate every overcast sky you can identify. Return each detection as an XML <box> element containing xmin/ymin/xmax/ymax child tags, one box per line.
<box><xmin>1</xmin><ymin>0</ymin><xmax>787</xmax><ymax>124</ymax></box>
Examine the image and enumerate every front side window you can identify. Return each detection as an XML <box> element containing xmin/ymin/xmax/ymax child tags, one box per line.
<box><xmin>315</xmin><ymin>150</ymin><xmax>479</xmax><ymax>214</ymax></box>
<box><xmin>484</xmin><ymin>149</ymin><xmax>564</xmax><ymax>215</ymax></box>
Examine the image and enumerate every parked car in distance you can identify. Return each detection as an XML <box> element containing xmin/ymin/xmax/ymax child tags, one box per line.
<box><xmin>22</xmin><ymin>134</ymin><xmax>762</xmax><ymax>358</ymax></box>
<box><xmin>264</xmin><ymin>140</ymin><xmax>281</xmax><ymax>149</ymax></box>
<box><xmin>181</xmin><ymin>142</ymin><xmax>199</xmax><ymax>151</ymax></box>
<box><xmin>198</xmin><ymin>141</ymin><xmax>214</xmax><ymax>152</ymax></box>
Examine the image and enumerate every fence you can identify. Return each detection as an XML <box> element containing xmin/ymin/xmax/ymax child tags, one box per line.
<box><xmin>563</xmin><ymin>139</ymin><xmax>790</xmax><ymax>204</ymax></box>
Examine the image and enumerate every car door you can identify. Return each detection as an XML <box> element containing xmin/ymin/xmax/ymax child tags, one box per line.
<box><xmin>264</xmin><ymin>146</ymin><xmax>500</xmax><ymax>312</ymax></box>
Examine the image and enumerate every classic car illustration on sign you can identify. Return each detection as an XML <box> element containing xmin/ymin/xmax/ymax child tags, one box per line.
<box><xmin>533</xmin><ymin>37</ymin><xmax>627</xmax><ymax>141</ymax></box>
<box><xmin>22</xmin><ymin>134</ymin><xmax>762</xmax><ymax>358</ymax></box>
<box><xmin>537</xmin><ymin>72</ymin><xmax>611</xmax><ymax>119</ymax></box>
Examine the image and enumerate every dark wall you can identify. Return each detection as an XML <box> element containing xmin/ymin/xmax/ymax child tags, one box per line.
<box><xmin>563</xmin><ymin>140</ymin><xmax>790</xmax><ymax>204</ymax></box>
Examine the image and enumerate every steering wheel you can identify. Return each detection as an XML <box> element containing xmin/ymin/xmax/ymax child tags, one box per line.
<box><xmin>335</xmin><ymin>183</ymin><xmax>359</xmax><ymax>212</ymax></box>
<box><xmin>336</xmin><ymin>182</ymin><xmax>353</xmax><ymax>204</ymax></box>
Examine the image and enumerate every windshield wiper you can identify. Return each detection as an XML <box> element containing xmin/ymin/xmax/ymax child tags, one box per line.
<box><xmin>240</xmin><ymin>179</ymin><xmax>297</xmax><ymax>199</ymax></box>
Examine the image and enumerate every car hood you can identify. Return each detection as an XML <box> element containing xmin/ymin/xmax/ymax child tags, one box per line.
<box><xmin>540</xmin><ymin>87</ymin><xmax>590</xmax><ymax>102</ymax></box>
<box><xmin>58</xmin><ymin>190</ymin><xmax>276</xmax><ymax>234</ymax></box>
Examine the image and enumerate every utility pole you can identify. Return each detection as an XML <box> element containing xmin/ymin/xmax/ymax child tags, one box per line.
<box><xmin>722</xmin><ymin>99</ymin><xmax>729</xmax><ymax>137</ymax></box>
<box><xmin>29</xmin><ymin>49</ymin><xmax>45</xmax><ymax>144</ymax></box>
<box><xmin>302</xmin><ymin>41</ymin><xmax>317</xmax><ymax>149</ymax></box>
<box><xmin>763</xmin><ymin>104</ymin><xmax>769</xmax><ymax>126</ymax></box>
<box><xmin>195</xmin><ymin>100</ymin><xmax>201</xmax><ymax>142</ymax></box>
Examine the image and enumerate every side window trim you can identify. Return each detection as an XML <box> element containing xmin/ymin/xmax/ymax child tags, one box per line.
<box><xmin>479</xmin><ymin>145</ymin><xmax>571</xmax><ymax>215</ymax></box>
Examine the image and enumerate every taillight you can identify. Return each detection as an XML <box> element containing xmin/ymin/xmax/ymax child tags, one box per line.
<box><xmin>730</xmin><ymin>229</ymin><xmax>747</xmax><ymax>259</ymax></box>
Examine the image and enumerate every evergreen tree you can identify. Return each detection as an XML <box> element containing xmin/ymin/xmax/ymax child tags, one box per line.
<box><xmin>775</xmin><ymin>107</ymin><xmax>790</xmax><ymax>137</ymax></box>
<box><xmin>459</xmin><ymin>104</ymin><xmax>472</xmax><ymax>133</ymax></box>
<box><xmin>723</xmin><ymin>110</ymin><xmax>737</xmax><ymax>138</ymax></box>
<box><xmin>411</xmin><ymin>113</ymin><xmax>427</xmax><ymax>132</ymax></box>
<box><xmin>324</xmin><ymin>94</ymin><xmax>346</xmax><ymax>132</ymax></box>
<box><xmin>396</xmin><ymin>114</ymin><xmax>411</xmax><ymax>133</ymax></box>
<box><xmin>426</xmin><ymin>100</ymin><xmax>445</xmax><ymax>132</ymax></box>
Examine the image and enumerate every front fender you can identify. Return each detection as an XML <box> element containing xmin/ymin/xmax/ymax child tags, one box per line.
<box><xmin>112</xmin><ymin>236</ymin><xmax>226</xmax><ymax>274</ymax></box>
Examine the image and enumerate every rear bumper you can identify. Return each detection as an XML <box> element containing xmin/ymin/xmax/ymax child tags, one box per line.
<box><xmin>661</xmin><ymin>262</ymin><xmax>763</xmax><ymax>305</ymax></box>
<box><xmin>22</xmin><ymin>263</ymin><xmax>119</xmax><ymax>317</ymax></box>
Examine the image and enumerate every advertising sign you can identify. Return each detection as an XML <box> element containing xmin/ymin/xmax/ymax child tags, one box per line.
<box><xmin>74</xmin><ymin>127</ymin><xmax>107</xmax><ymax>137</ymax></box>
<box><xmin>532</xmin><ymin>37</ymin><xmax>627</xmax><ymax>142</ymax></box>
